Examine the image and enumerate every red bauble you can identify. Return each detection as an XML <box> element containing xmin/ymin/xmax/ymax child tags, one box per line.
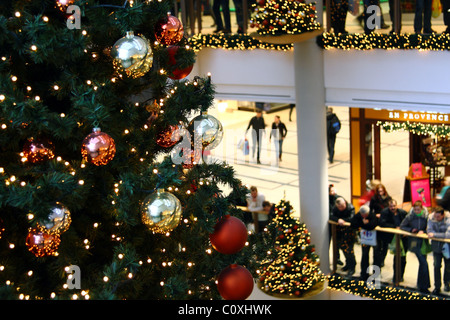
<box><xmin>81</xmin><ymin>128</ymin><xmax>116</xmax><ymax>166</ymax></box>
<box><xmin>156</xmin><ymin>125</ymin><xmax>182</xmax><ymax>148</ymax></box>
<box><xmin>217</xmin><ymin>264</ymin><xmax>254</xmax><ymax>300</ymax></box>
<box><xmin>155</xmin><ymin>14</ymin><xmax>184</xmax><ymax>45</ymax></box>
<box><xmin>26</xmin><ymin>228</ymin><xmax>61</xmax><ymax>257</ymax></box>
<box><xmin>23</xmin><ymin>137</ymin><xmax>55</xmax><ymax>163</ymax></box>
<box><xmin>209</xmin><ymin>215</ymin><xmax>247</xmax><ymax>254</ymax></box>
<box><xmin>166</xmin><ymin>46</ymin><xmax>194</xmax><ymax>80</ymax></box>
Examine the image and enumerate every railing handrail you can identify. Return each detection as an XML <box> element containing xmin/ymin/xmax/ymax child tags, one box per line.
<box><xmin>236</xmin><ymin>205</ymin><xmax>266</xmax><ymax>215</ymax></box>
<box><xmin>328</xmin><ymin>219</ymin><xmax>450</xmax><ymax>243</ymax></box>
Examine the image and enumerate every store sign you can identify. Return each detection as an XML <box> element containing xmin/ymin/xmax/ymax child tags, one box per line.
<box><xmin>364</xmin><ymin>109</ymin><xmax>450</xmax><ymax>124</ymax></box>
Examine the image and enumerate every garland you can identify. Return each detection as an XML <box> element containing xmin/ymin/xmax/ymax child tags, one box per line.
<box><xmin>187</xmin><ymin>32</ymin><xmax>450</xmax><ymax>51</ymax></box>
<box><xmin>327</xmin><ymin>275</ymin><xmax>445</xmax><ymax>300</ymax></box>
<box><xmin>377</xmin><ymin>121</ymin><xmax>450</xmax><ymax>137</ymax></box>
<box><xmin>188</xmin><ymin>33</ymin><xmax>293</xmax><ymax>52</ymax></box>
<box><xmin>317</xmin><ymin>32</ymin><xmax>450</xmax><ymax>50</ymax></box>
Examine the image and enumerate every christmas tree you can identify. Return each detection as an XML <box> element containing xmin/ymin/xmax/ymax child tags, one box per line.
<box><xmin>0</xmin><ymin>0</ymin><xmax>269</xmax><ymax>300</ymax></box>
<box><xmin>258</xmin><ymin>200</ymin><xmax>325</xmax><ymax>297</ymax></box>
<box><xmin>250</xmin><ymin>0</ymin><xmax>321</xmax><ymax>36</ymax></box>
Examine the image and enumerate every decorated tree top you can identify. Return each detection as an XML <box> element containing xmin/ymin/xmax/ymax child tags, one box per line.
<box><xmin>250</xmin><ymin>0</ymin><xmax>321</xmax><ymax>36</ymax></box>
<box><xmin>258</xmin><ymin>199</ymin><xmax>325</xmax><ymax>297</ymax></box>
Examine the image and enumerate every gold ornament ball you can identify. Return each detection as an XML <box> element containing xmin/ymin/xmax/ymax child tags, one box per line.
<box><xmin>81</xmin><ymin>128</ymin><xmax>116</xmax><ymax>166</ymax></box>
<box><xmin>37</xmin><ymin>203</ymin><xmax>71</xmax><ymax>235</ymax></box>
<box><xmin>111</xmin><ymin>31</ymin><xmax>153</xmax><ymax>78</ymax></box>
<box><xmin>141</xmin><ymin>190</ymin><xmax>182</xmax><ymax>233</ymax></box>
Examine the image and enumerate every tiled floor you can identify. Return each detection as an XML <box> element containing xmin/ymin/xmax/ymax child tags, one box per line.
<box><xmin>207</xmin><ymin>103</ymin><xmax>449</xmax><ymax>299</ymax></box>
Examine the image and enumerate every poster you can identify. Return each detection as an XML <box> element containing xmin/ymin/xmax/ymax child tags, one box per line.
<box><xmin>410</xmin><ymin>179</ymin><xmax>431</xmax><ymax>207</ymax></box>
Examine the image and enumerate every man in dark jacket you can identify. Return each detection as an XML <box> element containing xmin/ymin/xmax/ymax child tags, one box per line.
<box><xmin>326</xmin><ymin>107</ymin><xmax>340</xmax><ymax>164</ymax></box>
<box><xmin>330</xmin><ymin>197</ymin><xmax>356</xmax><ymax>277</ymax></box>
<box><xmin>246</xmin><ymin>109</ymin><xmax>266</xmax><ymax>164</ymax></box>
<box><xmin>376</xmin><ymin>199</ymin><xmax>408</xmax><ymax>282</ymax></box>
<box><xmin>350</xmin><ymin>205</ymin><xmax>378</xmax><ymax>282</ymax></box>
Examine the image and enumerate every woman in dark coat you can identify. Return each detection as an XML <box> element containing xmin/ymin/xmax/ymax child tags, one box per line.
<box><xmin>369</xmin><ymin>184</ymin><xmax>392</xmax><ymax>217</ymax></box>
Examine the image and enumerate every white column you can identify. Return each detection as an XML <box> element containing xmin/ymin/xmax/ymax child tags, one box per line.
<box><xmin>294</xmin><ymin>36</ymin><xmax>329</xmax><ymax>273</ymax></box>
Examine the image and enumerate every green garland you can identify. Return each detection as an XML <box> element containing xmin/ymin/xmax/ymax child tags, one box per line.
<box><xmin>327</xmin><ymin>275</ymin><xmax>445</xmax><ymax>300</ymax></box>
<box><xmin>317</xmin><ymin>32</ymin><xmax>450</xmax><ymax>50</ymax></box>
<box><xmin>188</xmin><ymin>33</ymin><xmax>293</xmax><ymax>52</ymax></box>
<box><xmin>187</xmin><ymin>32</ymin><xmax>450</xmax><ymax>51</ymax></box>
<box><xmin>377</xmin><ymin>121</ymin><xmax>450</xmax><ymax>137</ymax></box>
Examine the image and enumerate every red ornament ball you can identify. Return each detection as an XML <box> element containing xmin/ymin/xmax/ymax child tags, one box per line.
<box><xmin>155</xmin><ymin>14</ymin><xmax>184</xmax><ymax>45</ymax></box>
<box><xmin>156</xmin><ymin>125</ymin><xmax>182</xmax><ymax>148</ymax></box>
<box><xmin>209</xmin><ymin>215</ymin><xmax>247</xmax><ymax>254</ymax></box>
<box><xmin>26</xmin><ymin>228</ymin><xmax>61</xmax><ymax>257</ymax></box>
<box><xmin>217</xmin><ymin>264</ymin><xmax>254</xmax><ymax>300</ymax></box>
<box><xmin>81</xmin><ymin>128</ymin><xmax>116</xmax><ymax>166</ymax></box>
<box><xmin>166</xmin><ymin>45</ymin><xmax>194</xmax><ymax>80</ymax></box>
<box><xmin>23</xmin><ymin>137</ymin><xmax>55</xmax><ymax>163</ymax></box>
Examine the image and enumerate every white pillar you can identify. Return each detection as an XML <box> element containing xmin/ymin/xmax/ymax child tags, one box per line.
<box><xmin>294</xmin><ymin>36</ymin><xmax>329</xmax><ymax>273</ymax></box>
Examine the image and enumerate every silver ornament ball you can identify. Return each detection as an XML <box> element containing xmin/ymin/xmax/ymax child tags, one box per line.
<box><xmin>187</xmin><ymin>112</ymin><xmax>223</xmax><ymax>151</ymax></box>
<box><xmin>111</xmin><ymin>31</ymin><xmax>153</xmax><ymax>78</ymax></box>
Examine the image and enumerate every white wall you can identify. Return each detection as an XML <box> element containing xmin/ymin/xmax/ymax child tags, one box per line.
<box><xmin>192</xmin><ymin>45</ymin><xmax>450</xmax><ymax>113</ymax></box>
<box><xmin>191</xmin><ymin>48</ymin><xmax>296</xmax><ymax>103</ymax></box>
<box><xmin>324</xmin><ymin>49</ymin><xmax>450</xmax><ymax>112</ymax></box>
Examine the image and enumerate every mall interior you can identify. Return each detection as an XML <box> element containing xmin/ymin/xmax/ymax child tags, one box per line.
<box><xmin>181</xmin><ymin>0</ymin><xmax>450</xmax><ymax>300</ymax></box>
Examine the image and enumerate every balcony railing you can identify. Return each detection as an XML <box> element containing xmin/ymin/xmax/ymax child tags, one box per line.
<box><xmin>329</xmin><ymin>219</ymin><xmax>450</xmax><ymax>287</ymax></box>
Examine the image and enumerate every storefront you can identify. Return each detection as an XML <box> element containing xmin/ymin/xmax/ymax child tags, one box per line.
<box><xmin>349</xmin><ymin>108</ymin><xmax>450</xmax><ymax>209</ymax></box>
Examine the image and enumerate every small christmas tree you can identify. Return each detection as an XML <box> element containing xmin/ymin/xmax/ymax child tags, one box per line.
<box><xmin>258</xmin><ymin>200</ymin><xmax>325</xmax><ymax>297</ymax></box>
<box><xmin>250</xmin><ymin>0</ymin><xmax>321</xmax><ymax>36</ymax></box>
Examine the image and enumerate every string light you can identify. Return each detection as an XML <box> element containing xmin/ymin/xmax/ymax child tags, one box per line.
<box><xmin>188</xmin><ymin>33</ymin><xmax>293</xmax><ymax>52</ymax></box>
<box><xmin>327</xmin><ymin>275</ymin><xmax>442</xmax><ymax>300</ymax></box>
<box><xmin>318</xmin><ymin>32</ymin><xmax>450</xmax><ymax>51</ymax></box>
<box><xmin>377</xmin><ymin>121</ymin><xmax>450</xmax><ymax>137</ymax></box>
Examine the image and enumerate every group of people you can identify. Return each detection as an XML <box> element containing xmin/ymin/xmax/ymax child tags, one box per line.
<box><xmin>245</xmin><ymin>107</ymin><xmax>288</xmax><ymax>164</ymax></box>
<box><xmin>329</xmin><ymin>182</ymin><xmax>450</xmax><ymax>295</ymax></box>
<box><xmin>245</xmin><ymin>105</ymin><xmax>339</xmax><ymax>165</ymax></box>
<box><xmin>330</xmin><ymin>0</ymin><xmax>450</xmax><ymax>34</ymax></box>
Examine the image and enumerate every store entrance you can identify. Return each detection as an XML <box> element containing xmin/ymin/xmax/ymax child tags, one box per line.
<box><xmin>349</xmin><ymin>107</ymin><xmax>450</xmax><ymax>209</ymax></box>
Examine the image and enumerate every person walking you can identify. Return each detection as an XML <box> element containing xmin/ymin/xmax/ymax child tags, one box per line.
<box><xmin>270</xmin><ymin>115</ymin><xmax>287</xmax><ymax>162</ymax></box>
<box><xmin>246</xmin><ymin>109</ymin><xmax>266</xmax><ymax>164</ymax></box>
<box><xmin>326</xmin><ymin>108</ymin><xmax>341</xmax><ymax>164</ymax></box>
